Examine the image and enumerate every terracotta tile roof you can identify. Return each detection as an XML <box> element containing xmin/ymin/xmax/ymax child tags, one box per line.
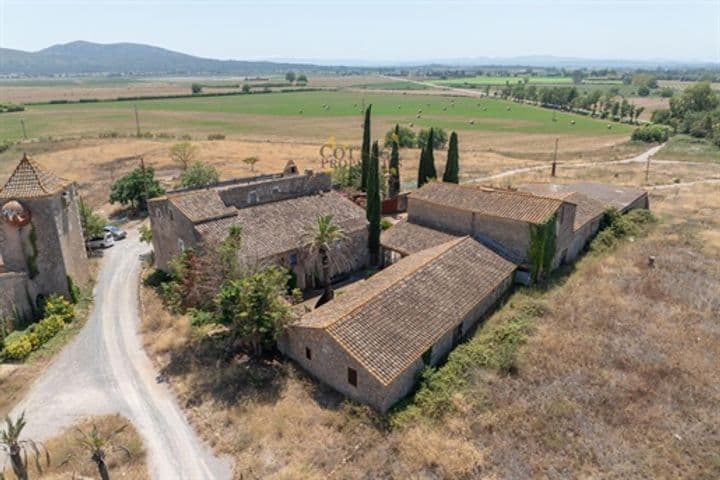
<box><xmin>410</xmin><ymin>182</ymin><xmax>563</xmax><ymax>224</ymax></box>
<box><xmin>195</xmin><ymin>191</ymin><xmax>367</xmax><ymax>261</ymax></box>
<box><xmin>295</xmin><ymin>237</ymin><xmax>517</xmax><ymax>385</ymax></box>
<box><xmin>518</xmin><ymin>182</ymin><xmax>647</xmax><ymax>213</ymax></box>
<box><xmin>517</xmin><ymin>185</ymin><xmax>606</xmax><ymax>231</ymax></box>
<box><xmin>0</xmin><ymin>154</ymin><xmax>69</xmax><ymax>199</ymax></box>
<box><xmin>168</xmin><ymin>189</ymin><xmax>238</xmax><ymax>224</ymax></box>
<box><xmin>381</xmin><ymin>220</ymin><xmax>460</xmax><ymax>255</ymax></box>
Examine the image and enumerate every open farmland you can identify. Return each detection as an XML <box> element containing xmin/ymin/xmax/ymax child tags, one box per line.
<box><xmin>433</xmin><ymin>75</ymin><xmax>573</xmax><ymax>86</ymax></box>
<box><xmin>0</xmin><ymin>89</ymin><xmax>632</xmax><ymax>143</ymax></box>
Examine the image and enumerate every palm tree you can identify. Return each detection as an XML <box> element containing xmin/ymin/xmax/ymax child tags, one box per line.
<box><xmin>305</xmin><ymin>214</ymin><xmax>347</xmax><ymax>308</ymax></box>
<box><xmin>76</xmin><ymin>423</ymin><xmax>131</xmax><ymax>480</ymax></box>
<box><xmin>0</xmin><ymin>412</ymin><xmax>49</xmax><ymax>480</ymax></box>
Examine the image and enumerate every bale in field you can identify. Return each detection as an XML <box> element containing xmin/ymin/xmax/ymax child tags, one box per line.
<box><xmin>417</xmin><ymin>114</ymin><xmax>422</xmax><ymax>119</ymax></box>
<box><xmin>469</xmin><ymin>120</ymin><xmax>475</xmax><ymax>125</ymax></box>
<box><xmin>409</xmin><ymin>122</ymin><xmax>414</xmax><ymax>127</ymax></box>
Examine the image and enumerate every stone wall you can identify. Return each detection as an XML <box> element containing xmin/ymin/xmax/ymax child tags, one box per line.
<box><xmin>218</xmin><ymin>171</ymin><xmax>331</xmax><ymax>209</ymax></box>
<box><xmin>0</xmin><ymin>272</ymin><xmax>32</xmax><ymax>323</ymax></box>
<box><xmin>148</xmin><ymin>198</ymin><xmax>202</xmax><ymax>270</ymax></box>
<box><xmin>407</xmin><ymin>197</ymin><xmax>474</xmax><ymax>235</ymax></box>
<box><xmin>280</xmin><ymin>269</ymin><xmax>515</xmax><ymax>412</ymax></box>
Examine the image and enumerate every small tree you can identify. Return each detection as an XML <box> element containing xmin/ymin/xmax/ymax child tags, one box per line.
<box><xmin>383</xmin><ymin>125</ymin><xmax>415</xmax><ymax>148</ymax></box>
<box><xmin>76</xmin><ymin>423</ymin><xmax>131</xmax><ymax>480</ymax></box>
<box><xmin>191</xmin><ymin>83</ymin><xmax>202</xmax><ymax>94</ymax></box>
<box><xmin>139</xmin><ymin>224</ymin><xmax>153</xmax><ymax>244</ymax></box>
<box><xmin>169</xmin><ymin>142</ymin><xmax>198</xmax><ymax>171</ymax></box>
<box><xmin>305</xmin><ymin>214</ymin><xmax>347</xmax><ymax>308</ymax></box>
<box><xmin>242</xmin><ymin>156</ymin><xmax>259</xmax><ymax>172</ymax></box>
<box><xmin>285</xmin><ymin>71</ymin><xmax>296</xmax><ymax>83</ymax></box>
<box><xmin>417</xmin><ymin>127</ymin><xmax>448</xmax><ymax>150</ymax></box>
<box><xmin>367</xmin><ymin>141</ymin><xmax>381</xmax><ymax>265</ymax></box>
<box><xmin>360</xmin><ymin>105</ymin><xmax>372</xmax><ymax>192</ymax></box>
<box><xmin>0</xmin><ymin>412</ymin><xmax>49</xmax><ymax>480</ymax></box>
<box><xmin>296</xmin><ymin>74</ymin><xmax>308</xmax><ymax>83</ymax></box>
<box><xmin>78</xmin><ymin>197</ymin><xmax>106</xmax><ymax>239</ymax></box>
<box><xmin>443</xmin><ymin>131</ymin><xmax>460</xmax><ymax>183</ymax></box>
<box><xmin>109</xmin><ymin>166</ymin><xmax>165</xmax><ymax>213</ymax></box>
<box><xmin>242</xmin><ymin>84</ymin><xmax>251</xmax><ymax>94</ymax></box>
<box><xmin>178</xmin><ymin>161</ymin><xmax>219</xmax><ymax>188</ymax></box>
<box><xmin>388</xmin><ymin>124</ymin><xmax>401</xmax><ymax>198</ymax></box>
<box><xmin>214</xmin><ymin>267</ymin><xmax>293</xmax><ymax>356</ymax></box>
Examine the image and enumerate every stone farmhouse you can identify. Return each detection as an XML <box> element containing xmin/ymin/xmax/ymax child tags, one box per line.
<box><xmin>279</xmin><ymin>236</ymin><xmax>516</xmax><ymax>411</ymax></box>
<box><xmin>0</xmin><ymin>155</ymin><xmax>88</xmax><ymax>321</ymax></box>
<box><xmin>403</xmin><ymin>182</ymin><xmax>577</xmax><ymax>271</ymax></box>
<box><xmin>148</xmin><ymin>163</ymin><xmax>368</xmax><ymax>290</ymax></box>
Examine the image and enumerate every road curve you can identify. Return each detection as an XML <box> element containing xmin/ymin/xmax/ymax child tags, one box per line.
<box><xmin>10</xmin><ymin>231</ymin><xmax>232</xmax><ymax>479</ymax></box>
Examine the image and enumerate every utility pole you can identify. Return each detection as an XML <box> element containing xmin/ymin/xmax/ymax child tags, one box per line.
<box><xmin>134</xmin><ymin>104</ymin><xmax>141</xmax><ymax>137</ymax></box>
<box><xmin>551</xmin><ymin>137</ymin><xmax>558</xmax><ymax>177</ymax></box>
<box><xmin>20</xmin><ymin>119</ymin><xmax>27</xmax><ymax>140</ymax></box>
<box><xmin>645</xmin><ymin>153</ymin><xmax>651</xmax><ymax>185</ymax></box>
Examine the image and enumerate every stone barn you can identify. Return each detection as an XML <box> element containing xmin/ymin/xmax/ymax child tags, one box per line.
<box><xmin>0</xmin><ymin>154</ymin><xmax>88</xmax><ymax>321</ymax></box>
<box><xmin>279</xmin><ymin>236</ymin><xmax>516</xmax><ymax>412</ymax></box>
<box><xmin>406</xmin><ymin>182</ymin><xmax>577</xmax><ymax>270</ymax></box>
<box><xmin>148</xmin><ymin>166</ymin><xmax>368</xmax><ymax>290</ymax></box>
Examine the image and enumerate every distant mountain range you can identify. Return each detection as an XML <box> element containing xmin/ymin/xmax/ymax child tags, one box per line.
<box><xmin>0</xmin><ymin>41</ymin><xmax>336</xmax><ymax>76</ymax></box>
<box><xmin>1</xmin><ymin>41</ymin><xmax>717</xmax><ymax>76</ymax></box>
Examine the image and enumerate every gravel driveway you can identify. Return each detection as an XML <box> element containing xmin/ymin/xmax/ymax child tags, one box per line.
<box><xmin>9</xmin><ymin>230</ymin><xmax>232</xmax><ymax>479</ymax></box>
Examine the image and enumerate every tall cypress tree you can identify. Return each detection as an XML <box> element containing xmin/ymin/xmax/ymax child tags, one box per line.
<box><xmin>360</xmin><ymin>105</ymin><xmax>372</xmax><ymax>192</ymax></box>
<box><xmin>443</xmin><ymin>131</ymin><xmax>459</xmax><ymax>183</ymax></box>
<box><xmin>426</xmin><ymin>128</ymin><xmax>437</xmax><ymax>180</ymax></box>
<box><xmin>367</xmin><ymin>141</ymin><xmax>381</xmax><ymax>264</ymax></box>
<box><xmin>417</xmin><ymin>145</ymin><xmax>428</xmax><ymax>188</ymax></box>
<box><xmin>389</xmin><ymin>124</ymin><xmax>401</xmax><ymax>197</ymax></box>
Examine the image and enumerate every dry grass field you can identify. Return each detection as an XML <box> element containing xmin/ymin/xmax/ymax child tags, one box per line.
<box><xmin>0</xmin><ymin>414</ymin><xmax>148</xmax><ymax>480</ymax></box>
<box><xmin>139</xmin><ymin>158</ymin><xmax>720</xmax><ymax>478</ymax></box>
<box><xmin>0</xmin><ymin>134</ymin><xmax>641</xmax><ymax>211</ymax></box>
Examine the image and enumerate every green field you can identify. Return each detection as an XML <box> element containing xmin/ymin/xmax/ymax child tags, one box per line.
<box><xmin>654</xmin><ymin>135</ymin><xmax>720</xmax><ymax>163</ymax></box>
<box><xmin>0</xmin><ymin>90</ymin><xmax>632</xmax><ymax>142</ymax></box>
<box><xmin>352</xmin><ymin>81</ymin><xmax>431</xmax><ymax>90</ymax></box>
<box><xmin>434</xmin><ymin>76</ymin><xmax>573</xmax><ymax>86</ymax></box>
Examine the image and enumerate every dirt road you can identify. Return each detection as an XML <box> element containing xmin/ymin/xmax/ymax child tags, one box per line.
<box><xmin>9</xmin><ymin>231</ymin><xmax>232</xmax><ymax>479</ymax></box>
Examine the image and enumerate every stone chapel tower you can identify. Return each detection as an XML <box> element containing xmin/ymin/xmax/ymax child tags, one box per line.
<box><xmin>0</xmin><ymin>154</ymin><xmax>88</xmax><ymax>319</ymax></box>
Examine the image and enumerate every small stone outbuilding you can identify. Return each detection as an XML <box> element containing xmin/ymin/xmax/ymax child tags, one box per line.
<box><xmin>279</xmin><ymin>236</ymin><xmax>516</xmax><ymax>412</ymax></box>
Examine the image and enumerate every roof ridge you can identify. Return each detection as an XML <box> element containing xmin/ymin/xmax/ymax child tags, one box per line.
<box><xmin>316</xmin><ymin>236</ymin><xmax>468</xmax><ymax>330</ymax></box>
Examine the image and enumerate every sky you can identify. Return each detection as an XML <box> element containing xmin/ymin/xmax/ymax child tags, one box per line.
<box><xmin>0</xmin><ymin>0</ymin><xmax>718</xmax><ymax>63</ymax></box>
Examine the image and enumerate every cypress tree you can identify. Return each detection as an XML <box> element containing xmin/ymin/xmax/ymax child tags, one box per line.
<box><xmin>417</xmin><ymin>145</ymin><xmax>428</xmax><ymax>188</ymax></box>
<box><xmin>367</xmin><ymin>141</ymin><xmax>381</xmax><ymax>264</ymax></box>
<box><xmin>360</xmin><ymin>105</ymin><xmax>372</xmax><ymax>192</ymax></box>
<box><xmin>443</xmin><ymin>131</ymin><xmax>459</xmax><ymax>183</ymax></box>
<box><xmin>389</xmin><ymin>124</ymin><xmax>401</xmax><ymax>197</ymax></box>
<box><xmin>425</xmin><ymin>128</ymin><xmax>437</xmax><ymax>180</ymax></box>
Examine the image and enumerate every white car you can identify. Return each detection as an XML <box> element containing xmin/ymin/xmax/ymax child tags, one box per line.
<box><xmin>86</xmin><ymin>231</ymin><xmax>115</xmax><ymax>249</ymax></box>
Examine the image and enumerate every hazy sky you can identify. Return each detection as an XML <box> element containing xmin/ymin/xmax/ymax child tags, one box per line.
<box><xmin>1</xmin><ymin>0</ymin><xmax>718</xmax><ymax>62</ymax></box>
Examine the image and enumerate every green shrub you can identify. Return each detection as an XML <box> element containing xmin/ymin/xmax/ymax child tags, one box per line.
<box><xmin>380</xmin><ymin>218</ymin><xmax>393</xmax><ymax>231</ymax></box>
<box><xmin>43</xmin><ymin>294</ymin><xmax>74</xmax><ymax>323</ymax></box>
<box><xmin>34</xmin><ymin>314</ymin><xmax>64</xmax><ymax>344</ymax></box>
<box><xmin>591</xmin><ymin>208</ymin><xmax>656</xmax><ymax>253</ymax></box>
<box><xmin>207</xmin><ymin>133</ymin><xmax>226</xmax><ymax>140</ymax></box>
<box><xmin>26</xmin><ymin>330</ymin><xmax>41</xmax><ymax>350</ymax></box>
<box><xmin>67</xmin><ymin>275</ymin><xmax>81</xmax><ymax>304</ymax></box>
<box><xmin>3</xmin><ymin>335</ymin><xmax>33</xmax><ymax>361</ymax></box>
<box><xmin>631</xmin><ymin>124</ymin><xmax>672</xmax><ymax>143</ymax></box>
<box><xmin>383</xmin><ymin>125</ymin><xmax>416</xmax><ymax>148</ymax></box>
<box><xmin>189</xmin><ymin>308</ymin><xmax>216</xmax><ymax>327</ymax></box>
